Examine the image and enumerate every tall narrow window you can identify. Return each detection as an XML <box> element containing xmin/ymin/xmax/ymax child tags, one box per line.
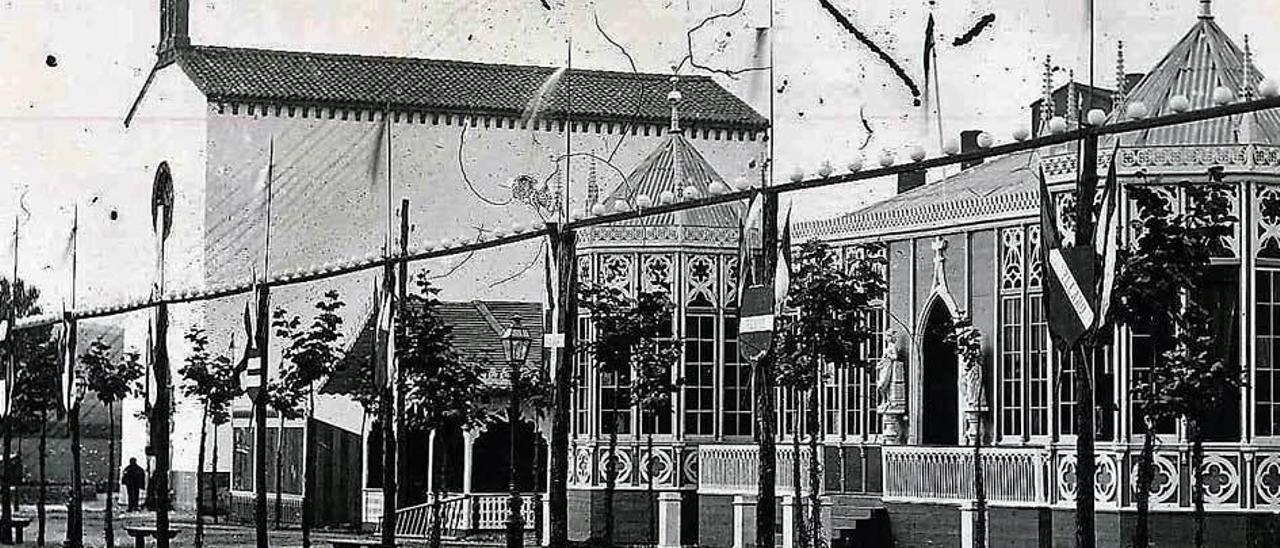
<box><xmin>641</xmin><ymin>313</ymin><xmax>675</xmax><ymax>436</ymax></box>
<box><xmin>1000</xmin><ymin>296</ymin><xmax>1025</xmax><ymax>438</ymax></box>
<box><xmin>683</xmin><ymin>314</ymin><xmax>716</xmax><ymax>436</ymax></box>
<box><xmin>1256</xmin><ymin>270</ymin><xmax>1280</xmax><ymax>436</ymax></box>
<box><xmin>600</xmin><ymin>359</ymin><xmax>632</xmax><ymax>436</ymax></box>
<box><xmin>1131</xmin><ymin>332</ymin><xmax>1176</xmax><ymax>435</ymax></box>
<box><xmin>1028</xmin><ymin>294</ymin><xmax>1050</xmax><ymax>436</ymax></box>
<box><xmin>574</xmin><ymin>317</ymin><xmax>591</xmax><ymax>436</ymax></box>
<box><xmin>824</xmin><ymin>363</ymin><xmax>840</xmax><ymax>436</ymax></box>
<box><xmin>722</xmin><ymin>315</ymin><xmax>753</xmax><ymax>437</ymax></box>
<box><xmin>233</xmin><ymin>426</ymin><xmax>254</xmax><ymax>491</ymax></box>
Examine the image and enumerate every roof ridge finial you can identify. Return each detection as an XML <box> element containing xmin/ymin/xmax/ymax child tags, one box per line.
<box><xmin>1114</xmin><ymin>40</ymin><xmax>1127</xmax><ymax>108</ymax></box>
<box><xmin>1242</xmin><ymin>34</ymin><xmax>1255</xmax><ymax>100</ymax></box>
<box><xmin>667</xmin><ymin>75</ymin><xmax>683</xmax><ymax>134</ymax></box>
<box><xmin>1040</xmin><ymin>55</ymin><xmax>1054</xmax><ymax>136</ymax></box>
<box><xmin>1199</xmin><ymin>0</ymin><xmax>1213</xmax><ymax>19</ymax></box>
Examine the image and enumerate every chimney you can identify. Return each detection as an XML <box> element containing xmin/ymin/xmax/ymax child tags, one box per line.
<box><xmin>158</xmin><ymin>0</ymin><xmax>191</xmax><ymax>57</ymax></box>
<box><xmin>897</xmin><ymin>170</ymin><xmax>926</xmax><ymax>194</ymax></box>
<box><xmin>960</xmin><ymin>130</ymin><xmax>984</xmax><ymax>169</ymax></box>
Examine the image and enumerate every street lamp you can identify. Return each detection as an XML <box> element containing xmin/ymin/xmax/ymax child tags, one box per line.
<box><xmin>502</xmin><ymin>315</ymin><xmax>532</xmax><ymax>548</ymax></box>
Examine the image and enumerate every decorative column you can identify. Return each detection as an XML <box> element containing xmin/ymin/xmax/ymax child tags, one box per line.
<box><xmin>732</xmin><ymin>494</ymin><xmax>757</xmax><ymax>548</ymax></box>
<box><xmin>961</xmin><ymin>324</ymin><xmax>988</xmax><ymax>446</ymax></box>
<box><xmin>657</xmin><ymin>491</ymin><xmax>682</xmax><ymax>548</ymax></box>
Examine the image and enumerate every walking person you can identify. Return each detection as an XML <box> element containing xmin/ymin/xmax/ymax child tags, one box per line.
<box><xmin>122</xmin><ymin>458</ymin><xmax>145</xmax><ymax>512</ymax></box>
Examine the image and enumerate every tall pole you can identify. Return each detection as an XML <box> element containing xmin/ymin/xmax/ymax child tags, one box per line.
<box><xmin>506</xmin><ymin>352</ymin><xmax>523</xmax><ymax>548</ymax></box>
<box><xmin>1</xmin><ymin>218</ymin><xmax>17</xmax><ymax>545</ymax></box>
<box><xmin>547</xmin><ymin>224</ymin><xmax>576</xmax><ymax>548</ymax></box>
<box><xmin>151</xmin><ymin>195</ymin><xmax>174</xmax><ymax>548</ymax></box>
<box><xmin>255</xmin><ymin>139</ymin><xmax>275</xmax><ymax>548</ymax></box>
<box><xmin>68</xmin><ymin>206</ymin><xmax>83</xmax><ymax>548</ymax></box>
<box><xmin>395</xmin><ymin>198</ymin><xmax>408</xmax><ymax>507</ymax></box>
<box><xmin>754</xmin><ymin>191</ymin><xmax>779</xmax><ymax>548</ymax></box>
<box><xmin>379</xmin><ymin>111</ymin><xmax>398</xmax><ymax>548</ymax></box>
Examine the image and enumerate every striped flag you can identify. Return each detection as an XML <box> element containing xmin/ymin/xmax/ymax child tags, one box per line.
<box><xmin>1093</xmin><ymin>143</ymin><xmax>1122</xmax><ymax>327</ymax></box>
<box><xmin>774</xmin><ymin>201</ymin><xmax>793</xmax><ymax>314</ymax></box>
<box><xmin>373</xmin><ymin>276</ymin><xmax>395</xmax><ymax>388</ymax></box>
<box><xmin>59</xmin><ymin>310</ymin><xmax>76</xmax><ymax>412</ymax></box>
<box><xmin>1040</xmin><ymin>168</ymin><xmax>1097</xmax><ymax>348</ymax></box>
<box><xmin>737</xmin><ymin>192</ymin><xmax>765</xmax><ymax>304</ymax></box>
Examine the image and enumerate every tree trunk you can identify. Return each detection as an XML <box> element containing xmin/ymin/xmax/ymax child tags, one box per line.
<box><xmin>302</xmin><ymin>391</ymin><xmax>315</xmax><ymax>548</ymax></box>
<box><xmin>275</xmin><ymin>411</ymin><xmax>285</xmax><ymax>529</ymax></box>
<box><xmin>1073</xmin><ymin>347</ymin><xmax>1096</xmax><ymax>548</ymax></box>
<box><xmin>106</xmin><ymin>401</ymin><xmax>117</xmax><ymax>548</ymax></box>
<box><xmin>1190</xmin><ymin>418</ymin><xmax>1205</xmax><ymax>548</ymax></box>
<box><xmin>603</xmin><ymin>392</ymin><xmax>619</xmax><ymax>548</ymax></box>
<box><xmin>805</xmin><ymin>385</ymin><xmax>823</xmax><ymax>548</ymax></box>
<box><xmin>380</xmin><ymin>384</ymin><xmax>397</xmax><ymax>548</ymax></box>
<box><xmin>646</xmin><ymin>431</ymin><xmax>655</xmax><ymax>548</ymax></box>
<box><xmin>68</xmin><ymin>401</ymin><xmax>82</xmax><ymax>548</ymax></box>
<box><xmin>212</xmin><ymin>420</ymin><xmax>220</xmax><ymax>524</ymax></box>
<box><xmin>429</xmin><ymin>428</ymin><xmax>442</xmax><ymax>548</ymax></box>
<box><xmin>755</xmin><ymin>352</ymin><xmax>778</xmax><ymax>548</ymax></box>
<box><xmin>195</xmin><ymin>404</ymin><xmax>208</xmax><ymax>548</ymax></box>
<box><xmin>972</xmin><ymin>403</ymin><xmax>986</xmax><ymax>548</ymax></box>
<box><xmin>37</xmin><ymin>409</ymin><xmax>46</xmax><ymax>547</ymax></box>
<box><xmin>2</xmin><ymin>404</ymin><xmax>12</xmax><ymax>545</ymax></box>
<box><xmin>1134</xmin><ymin>417</ymin><xmax>1155</xmax><ymax>548</ymax></box>
<box><xmin>790</xmin><ymin>399</ymin><xmax>805</xmax><ymax>548</ymax></box>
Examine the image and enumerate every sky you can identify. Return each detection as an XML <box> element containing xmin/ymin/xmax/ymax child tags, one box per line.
<box><xmin>1</xmin><ymin>0</ymin><xmax>1277</xmax><ymax>313</ymax></box>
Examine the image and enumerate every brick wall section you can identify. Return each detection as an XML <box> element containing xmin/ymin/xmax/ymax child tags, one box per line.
<box><xmin>884</xmin><ymin>502</ymin><xmax>960</xmax><ymax>548</ymax></box>
<box><xmin>988</xmin><ymin>507</ymin><xmax>1051</xmax><ymax>548</ymax></box>
<box><xmin>698</xmin><ymin>495</ymin><xmax>735</xmax><ymax>548</ymax></box>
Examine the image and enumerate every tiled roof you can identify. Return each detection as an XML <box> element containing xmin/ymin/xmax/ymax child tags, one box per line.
<box><xmin>320</xmin><ymin>300</ymin><xmax>544</xmax><ymax>396</ymax></box>
<box><xmin>796</xmin><ymin>152</ymin><xmax>1040</xmax><ymax>240</ymax></box>
<box><xmin>172</xmin><ymin>46</ymin><xmax>768</xmax><ymax>129</ymax></box>
<box><xmin>598</xmin><ymin>130</ymin><xmax>743</xmax><ymax>228</ymax></box>
<box><xmin>1108</xmin><ymin>16</ymin><xmax>1280</xmax><ymax>145</ymax></box>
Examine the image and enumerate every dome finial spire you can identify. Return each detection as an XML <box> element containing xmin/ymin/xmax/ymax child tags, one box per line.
<box><xmin>1242</xmin><ymin>34</ymin><xmax>1255</xmax><ymax>100</ymax></box>
<box><xmin>1040</xmin><ymin>55</ymin><xmax>1054</xmax><ymax>136</ymax></box>
<box><xmin>667</xmin><ymin>75</ymin><xmax>683</xmax><ymax>133</ymax></box>
<box><xmin>1199</xmin><ymin>0</ymin><xmax>1213</xmax><ymax>19</ymax></box>
<box><xmin>1114</xmin><ymin>40</ymin><xmax>1127</xmax><ymax>108</ymax></box>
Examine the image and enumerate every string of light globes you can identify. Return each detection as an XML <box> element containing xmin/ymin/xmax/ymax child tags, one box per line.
<box><xmin>11</xmin><ymin>83</ymin><xmax>1280</xmax><ymax>332</ymax></box>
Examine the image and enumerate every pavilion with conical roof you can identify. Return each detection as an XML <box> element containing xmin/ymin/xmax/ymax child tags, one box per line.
<box><xmin>781</xmin><ymin>1</ymin><xmax>1280</xmax><ymax>545</ymax></box>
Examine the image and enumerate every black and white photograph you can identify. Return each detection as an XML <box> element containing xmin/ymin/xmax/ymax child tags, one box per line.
<box><xmin>2</xmin><ymin>1</ymin><xmax>1279</xmax><ymax>546</ymax></box>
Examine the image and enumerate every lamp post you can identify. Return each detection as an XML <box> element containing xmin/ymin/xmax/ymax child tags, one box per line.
<box><xmin>502</xmin><ymin>316</ymin><xmax>531</xmax><ymax>548</ymax></box>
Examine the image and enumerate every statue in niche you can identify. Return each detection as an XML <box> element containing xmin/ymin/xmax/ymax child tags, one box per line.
<box><xmin>877</xmin><ymin>329</ymin><xmax>907</xmax><ymax>444</ymax></box>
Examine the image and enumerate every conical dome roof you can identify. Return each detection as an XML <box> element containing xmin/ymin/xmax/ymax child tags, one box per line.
<box><xmin>1109</xmin><ymin>13</ymin><xmax>1280</xmax><ymax>145</ymax></box>
<box><xmin>600</xmin><ymin>131</ymin><xmax>742</xmax><ymax>229</ymax></box>
<box><xmin>578</xmin><ymin>130</ymin><xmax>744</xmax><ymax>250</ymax></box>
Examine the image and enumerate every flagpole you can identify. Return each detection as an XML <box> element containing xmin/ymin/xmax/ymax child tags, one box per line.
<box><xmin>67</xmin><ymin>204</ymin><xmax>84</xmax><ymax>548</ymax></box>
<box><xmin>255</xmin><ymin>138</ymin><xmax>274</xmax><ymax>548</ymax></box>
<box><xmin>933</xmin><ymin>46</ymin><xmax>944</xmax><ymax>152</ymax></box>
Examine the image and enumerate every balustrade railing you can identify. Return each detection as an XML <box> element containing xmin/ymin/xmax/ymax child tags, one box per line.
<box><xmin>881</xmin><ymin>446</ymin><xmax>1047</xmax><ymax>504</ymax></box>
<box><xmin>472</xmin><ymin>493</ymin><xmax>537</xmax><ymax>531</ymax></box>
<box><xmin>699</xmin><ymin>444</ymin><xmax>815</xmax><ymax>495</ymax></box>
<box><xmin>389</xmin><ymin>493</ymin><xmax>469</xmax><ymax>538</ymax></box>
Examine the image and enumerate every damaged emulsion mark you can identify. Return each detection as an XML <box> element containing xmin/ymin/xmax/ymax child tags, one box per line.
<box><xmin>952</xmin><ymin>14</ymin><xmax>996</xmax><ymax>47</ymax></box>
<box><xmin>817</xmin><ymin>0</ymin><xmax>922</xmax><ymax>106</ymax></box>
<box><xmin>857</xmin><ymin>104</ymin><xmax>874</xmax><ymax>150</ymax></box>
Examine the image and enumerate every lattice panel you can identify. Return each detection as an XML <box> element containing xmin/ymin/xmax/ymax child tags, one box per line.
<box><xmin>685</xmin><ymin>255</ymin><xmax>716</xmax><ymax>308</ymax></box>
<box><xmin>1027</xmin><ymin>225</ymin><xmax>1043</xmax><ymax>290</ymax></box>
<box><xmin>1256</xmin><ymin>185</ymin><xmax>1280</xmax><ymax>259</ymax></box>
<box><xmin>601</xmin><ymin>254</ymin><xmax>635</xmax><ymax>297</ymax></box>
<box><xmin>641</xmin><ymin>254</ymin><xmax>673</xmax><ymax>294</ymax></box>
<box><xmin>1000</xmin><ymin>227</ymin><xmax>1025</xmax><ymax>293</ymax></box>
<box><xmin>722</xmin><ymin>256</ymin><xmax>740</xmax><ymax>308</ymax></box>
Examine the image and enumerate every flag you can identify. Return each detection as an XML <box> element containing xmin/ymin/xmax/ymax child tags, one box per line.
<box><xmin>1094</xmin><ymin>143</ymin><xmax>1122</xmax><ymax>327</ymax></box>
<box><xmin>737</xmin><ymin>192</ymin><xmax>766</xmax><ymax>303</ymax></box>
<box><xmin>59</xmin><ymin>311</ymin><xmax>76</xmax><ymax>412</ymax></box>
<box><xmin>144</xmin><ymin>324</ymin><xmax>155</xmax><ymax>410</ymax></box>
<box><xmin>774</xmin><ymin>201</ymin><xmax>793</xmax><ymax>314</ymax></box>
<box><xmin>544</xmin><ymin>239</ymin><xmax>558</xmax><ymax>316</ymax></box>
<box><xmin>522</xmin><ymin>66</ymin><xmax>568</xmax><ymax>125</ymax></box>
<box><xmin>373</xmin><ymin>277</ymin><xmax>395</xmax><ymax>388</ymax></box>
<box><xmin>922</xmin><ymin>12</ymin><xmax>936</xmax><ymax>136</ymax></box>
<box><xmin>1041</xmin><ymin>168</ymin><xmax>1097</xmax><ymax>348</ymax></box>
<box><xmin>370</xmin><ymin>112</ymin><xmax>389</xmax><ymax>184</ymax></box>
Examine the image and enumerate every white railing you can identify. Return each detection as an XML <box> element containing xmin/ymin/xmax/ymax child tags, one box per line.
<box><xmin>472</xmin><ymin>493</ymin><xmax>537</xmax><ymax>530</ymax></box>
<box><xmin>388</xmin><ymin>493</ymin><xmax>469</xmax><ymax>538</ymax></box>
<box><xmin>882</xmin><ymin>446</ymin><xmax>1047</xmax><ymax>504</ymax></box>
<box><xmin>699</xmin><ymin>444</ymin><xmax>816</xmax><ymax>495</ymax></box>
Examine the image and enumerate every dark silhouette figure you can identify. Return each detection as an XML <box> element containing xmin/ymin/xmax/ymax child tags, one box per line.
<box><xmin>122</xmin><ymin>458</ymin><xmax>146</xmax><ymax>512</ymax></box>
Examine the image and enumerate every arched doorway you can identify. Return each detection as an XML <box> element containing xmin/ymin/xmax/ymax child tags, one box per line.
<box><xmin>921</xmin><ymin>302</ymin><xmax>958</xmax><ymax>445</ymax></box>
<box><xmin>471</xmin><ymin>419</ymin><xmax>545</xmax><ymax>493</ymax></box>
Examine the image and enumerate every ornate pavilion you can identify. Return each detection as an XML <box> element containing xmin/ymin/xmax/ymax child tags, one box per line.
<box><xmin>790</xmin><ymin>3</ymin><xmax>1280</xmax><ymax>547</ymax></box>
